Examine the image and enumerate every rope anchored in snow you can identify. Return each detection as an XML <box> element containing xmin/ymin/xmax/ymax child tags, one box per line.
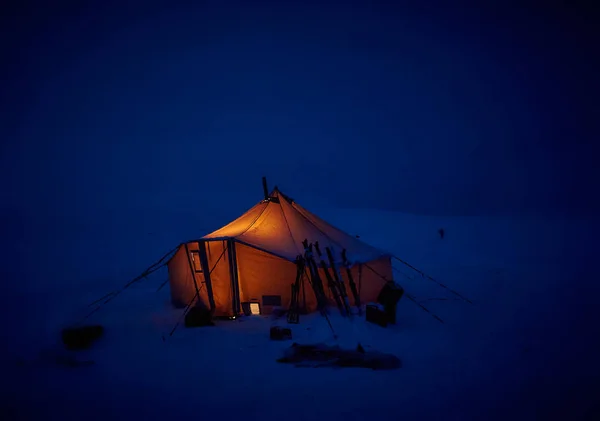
<box><xmin>404</xmin><ymin>294</ymin><xmax>444</xmax><ymax>324</ymax></box>
<box><xmin>363</xmin><ymin>262</ymin><xmax>445</xmax><ymax>325</ymax></box>
<box><xmin>166</xmin><ymin>285</ymin><xmax>205</xmax><ymax>338</ymax></box>
<box><xmin>86</xmin><ymin>291</ymin><xmax>116</xmax><ymax>308</ymax></box>
<box><xmin>80</xmin><ymin>244</ymin><xmax>180</xmax><ymax>324</ymax></box>
<box><xmin>164</xmin><ymin>244</ymin><xmax>229</xmax><ymax>339</ymax></box>
<box><xmin>155</xmin><ymin>278</ymin><xmax>169</xmax><ymax>293</ymax></box>
<box><xmin>82</xmin><ymin>260</ymin><xmax>169</xmax><ymax>322</ymax></box>
<box><xmin>391</xmin><ymin>255</ymin><xmax>473</xmax><ymax>304</ymax></box>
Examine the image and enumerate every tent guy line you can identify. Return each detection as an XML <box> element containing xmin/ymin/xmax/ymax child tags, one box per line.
<box><xmin>391</xmin><ymin>255</ymin><xmax>473</xmax><ymax>304</ymax></box>
<box><xmin>166</xmin><ymin>243</ymin><xmax>236</xmax><ymax>339</ymax></box>
<box><xmin>363</xmin><ymin>261</ymin><xmax>445</xmax><ymax>324</ymax></box>
<box><xmin>80</xmin><ymin>244</ymin><xmax>180</xmax><ymax>323</ymax></box>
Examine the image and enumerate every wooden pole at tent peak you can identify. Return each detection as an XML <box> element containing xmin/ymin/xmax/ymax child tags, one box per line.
<box><xmin>262</xmin><ymin>176</ymin><xmax>269</xmax><ymax>200</ymax></box>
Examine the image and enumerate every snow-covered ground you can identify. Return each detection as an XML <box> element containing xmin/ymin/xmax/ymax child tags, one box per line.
<box><xmin>1</xmin><ymin>208</ymin><xmax>599</xmax><ymax>420</ymax></box>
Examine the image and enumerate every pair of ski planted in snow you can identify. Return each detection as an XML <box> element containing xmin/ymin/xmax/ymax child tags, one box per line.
<box><xmin>299</xmin><ymin>239</ymin><xmax>362</xmax><ymax>317</ymax></box>
<box><xmin>287</xmin><ymin>255</ymin><xmax>305</xmax><ymax>324</ymax></box>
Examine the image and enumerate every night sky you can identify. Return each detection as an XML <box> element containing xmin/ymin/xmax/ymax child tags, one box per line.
<box><xmin>1</xmin><ymin>0</ymin><xmax>597</xmax><ymax>224</ymax></box>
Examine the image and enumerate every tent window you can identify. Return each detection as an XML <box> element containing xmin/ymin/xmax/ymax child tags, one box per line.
<box><xmin>249</xmin><ymin>302</ymin><xmax>261</xmax><ymax>315</ymax></box>
<box><xmin>241</xmin><ymin>301</ymin><xmax>261</xmax><ymax>315</ymax></box>
<box><xmin>190</xmin><ymin>251</ymin><xmax>203</xmax><ymax>273</ymax></box>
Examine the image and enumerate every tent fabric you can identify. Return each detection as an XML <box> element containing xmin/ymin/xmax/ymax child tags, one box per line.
<box><xmin>235</xmin><ymin>243</ymin><xmax>298</xmax><ymax>311</ymax></box>
<box><xmin>168</xmin><ymin>240</ymin><xmax>233</xmax><ymax>316</ymax></box>
<box><xmin>168</xmin><ymin>244</ymin><xmax>211</xmax><ymax>310</ymax></box>
<box><xmin>206</xmin><ymin>240</ymin><xmax>233</xmax><ymax>316</ymax></box>
<box><xmin>167</xmin><ymin>188</ymin><xmax>395</xmax><ymax>316</ymax></box>
<box><xmin>202</xmin><ymin>189</ymin><xmax>387</xmax><ymax>265</ymax></box>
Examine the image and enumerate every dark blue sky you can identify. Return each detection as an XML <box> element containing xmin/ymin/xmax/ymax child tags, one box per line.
<box><xmin>1</xmin><ymin>0</ymin><xmax>597</xmax><ymax>220</ymax></box>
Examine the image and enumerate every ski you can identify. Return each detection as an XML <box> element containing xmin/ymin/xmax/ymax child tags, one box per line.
<box><xmin>324</xmin><ymin>245</ymin><xmax>352</xmax><ymax>315</ymax></box>
<box><xmin>287</xmin><ymin>255</ymin><xmax>304</xmax><ymax>324</ymax></box>
<box><xmin>302</xmin><ymin>240</ymin><xmax>328</xmax><ymax>314</ymax></box>
<box><xmin>301</xmin><ymin>240</ymin><xmax>337</xmax><ymax>336</ymax></box>
<box><xmin>341</xmin><ymin>249</ymin><xmax>362</xmax><ymax>314</ymax></box>
<box><xmin>314</xmin><ymin>241</ymin><xmax>347</xmax><ymax>317</ymax></box>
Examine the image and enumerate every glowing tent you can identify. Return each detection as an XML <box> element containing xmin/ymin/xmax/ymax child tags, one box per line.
<box><xmin>167</xmin><ymin>186</ymin><xmax>394</xmax><ymax>317</ymax></box>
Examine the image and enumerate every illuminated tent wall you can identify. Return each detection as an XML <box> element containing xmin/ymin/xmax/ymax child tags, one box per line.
<box><xmin>166</xmin><ymin>188</ymin><xmax>394</xmax><ymax>317</ymax></box>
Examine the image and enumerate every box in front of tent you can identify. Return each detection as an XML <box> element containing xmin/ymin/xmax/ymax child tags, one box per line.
<box><xmin>366</xmin><ymin>303</ymin><xmax>388</xmax><ymax>327</ymax></box>
<box><xmin>185</xmin><ymin>306</ymin><xmax>214</xmax><ymax>327</ymax></box>
<box><xmin>376</xmin><ymin>281</ymin><xmax>404</xmax><ymax>324</ymax></box>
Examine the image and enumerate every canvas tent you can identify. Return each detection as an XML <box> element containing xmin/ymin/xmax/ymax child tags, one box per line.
<box><xmin>167</xmin><ymin>188</ymin><xmax>394</xmax><ymax>317</ymax></box>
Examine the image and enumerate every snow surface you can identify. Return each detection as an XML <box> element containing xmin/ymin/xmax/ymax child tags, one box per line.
<box><xmin>1</xmin><ymin>209</ymin><xmax>599</xmax><ymax>420</ymax></box>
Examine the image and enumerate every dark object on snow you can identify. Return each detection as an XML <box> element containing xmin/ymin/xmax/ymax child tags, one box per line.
<box><xmin>270</xmin><ymin>326</ymin><xmax>292</xmax><ymax>340</ymax></box>
<box><xmin>377</xmin><ymin>281</ymin><xmax>404</xmax><ymax>324</ymax></box>
<box><xmin>438</xmin><ymin>228</ymin><xmax>445</xmax><ymax>239</ymax></box>
<box><xmin>185</xmin><ymin>306</ymin><xmax>214</xmax><ymax>327</ymax></box>
<box><xmin>61</xmin><ymin>325</ymin><xmax>104</xmax><ymax>350</ymax></box>
<box><xmin>277</xmin><ymin>342</ymin><xmax>402</xmax><ymax>370</ymax></box>
<box><xmin>366</xmin><ymin>303</ymin><xmax>388</xmax><ymax>327</ymax></box>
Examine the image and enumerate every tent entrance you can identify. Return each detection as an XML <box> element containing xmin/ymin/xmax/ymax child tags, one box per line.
<box><xmin>202</xmin><ymin>239</ymin><xmax>241</xmax><ymax>317</ymax></box>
